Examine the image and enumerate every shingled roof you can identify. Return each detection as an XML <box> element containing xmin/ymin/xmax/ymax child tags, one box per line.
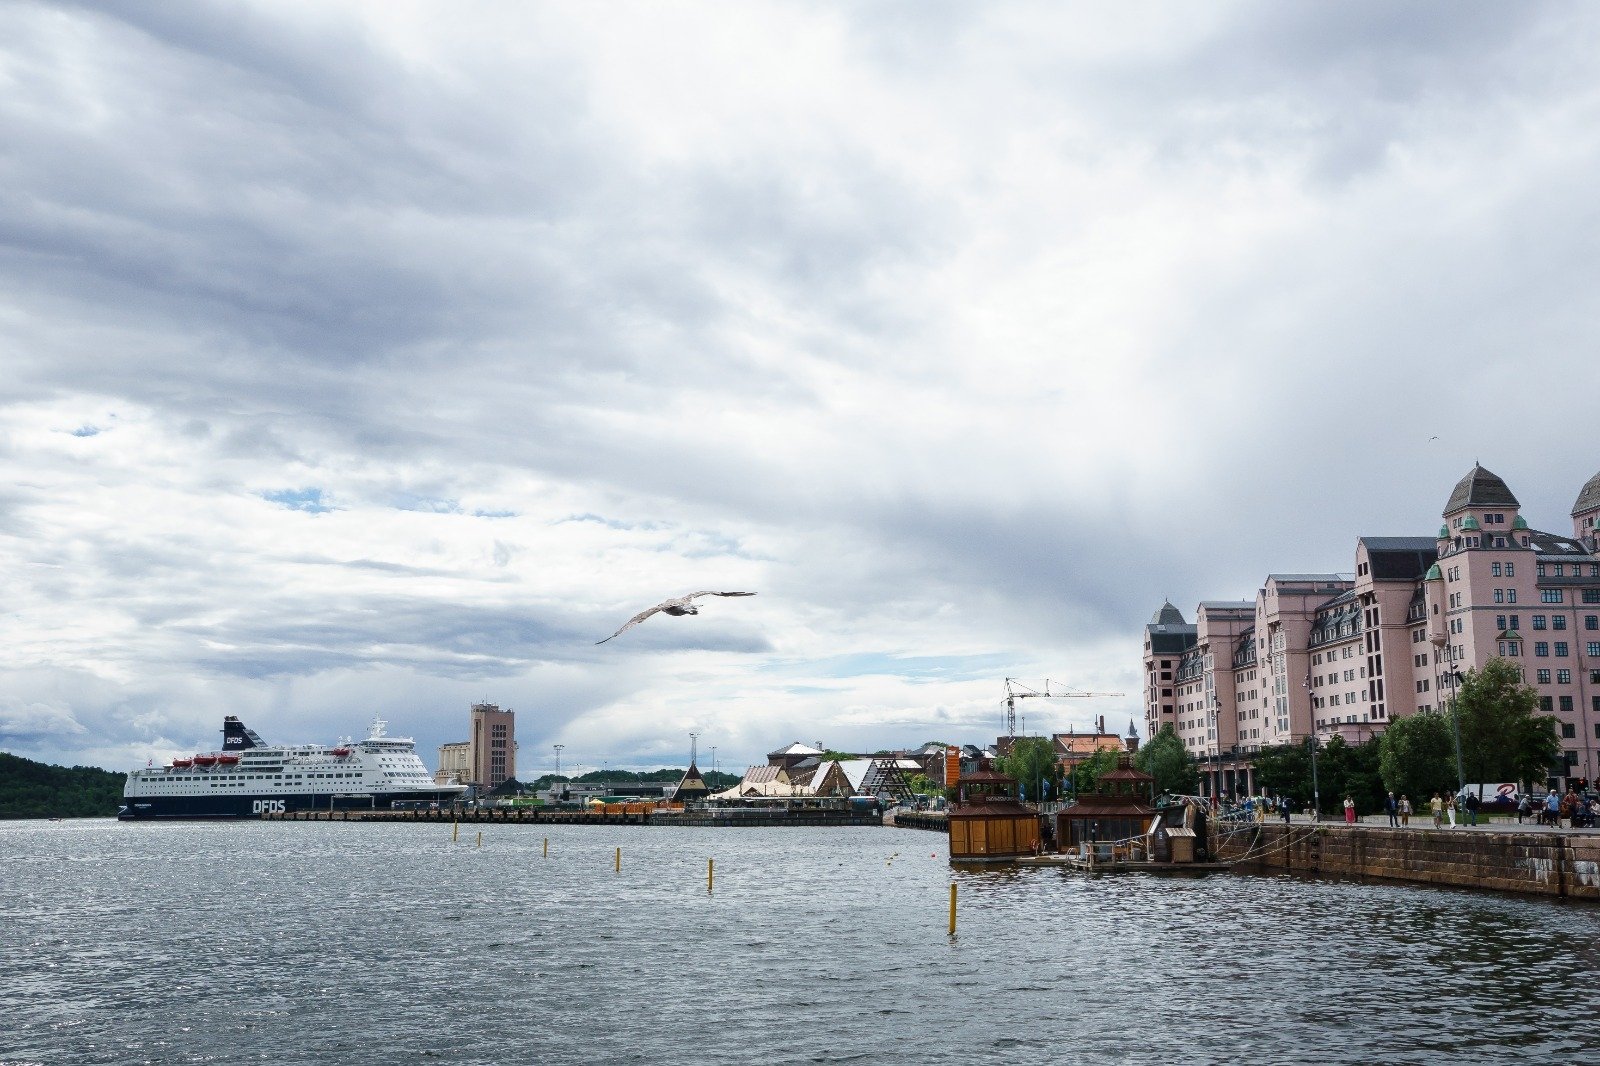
<box><xmin>1574</xmin><ymin>470</ymin><xmax>1600</xmax><ymax>517</ymax></box>
<box><xmin>1444</xmin><ymin>464</ymin><xmax>1520</xmax><ymax>514</ymax></box>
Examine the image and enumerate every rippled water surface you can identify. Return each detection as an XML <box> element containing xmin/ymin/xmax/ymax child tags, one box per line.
<box><xmin>5</xmin><ymin>819</ymin><xmax>1600</xmax><ymax>1064</ymax></box>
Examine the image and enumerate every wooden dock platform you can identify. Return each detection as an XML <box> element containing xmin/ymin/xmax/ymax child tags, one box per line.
<box><xmin>260</xmin><ymin>807</ymin><xmax>882</xmax><ymax>828</ymax></box>
<box><xmin>1016</xmin><ymin>854</ymin><xmax>1233</xmax><ymax>872</ymax></box>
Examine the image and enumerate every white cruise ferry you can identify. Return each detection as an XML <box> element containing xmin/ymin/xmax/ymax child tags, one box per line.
<box><xmin>120</xmin><ymin>715</ymin><xmax>467</xmax><ymax>820</ymax></box>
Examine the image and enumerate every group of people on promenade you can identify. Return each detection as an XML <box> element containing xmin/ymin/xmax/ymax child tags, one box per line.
<box><xmin>1213</xmin><ymin>788</ymin><xmax>1600</xmax><ymax>830</ymax></box>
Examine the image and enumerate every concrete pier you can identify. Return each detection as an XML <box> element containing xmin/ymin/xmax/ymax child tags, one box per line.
<box><xmin>1213</xmin><ymin>821</ymin><xmax>1600</xmax><ymax>900</ymax></box>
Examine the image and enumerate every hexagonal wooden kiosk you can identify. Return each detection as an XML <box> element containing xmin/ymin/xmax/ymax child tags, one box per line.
<box><xmin>947</xmin><ymin>768</ymin><xmax>1040</xmax><ymax>861</ymax></box>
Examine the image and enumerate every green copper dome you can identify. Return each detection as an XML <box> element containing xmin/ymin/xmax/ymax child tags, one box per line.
<box><xmin>1438</xmin><ymin>525</ymin><xmax>1448</xmax><ymax>539</ymax></box>
<box><xmin>1461</xmin><ymin>516</ymin><xmax>1481</xmax><ymax>531</ymax></box>
<box><xmin>1425</xmin><ymin>563</ymin><xmax>1442</xmax><ymax>580</ymax></box>
<box><xmin>1512</xmin><ymin>515</ymin><xmax>1528</xmax><ymax>530</ymax></box>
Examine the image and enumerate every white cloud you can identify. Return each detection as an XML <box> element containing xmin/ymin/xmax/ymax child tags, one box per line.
<box><xmin>2</xmin><ymin>1</ymin><xmax>1598</xmax><ymax>772</ymax></box>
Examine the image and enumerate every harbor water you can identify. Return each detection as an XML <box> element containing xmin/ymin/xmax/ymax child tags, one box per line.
<box><xmin>5</xmin><ymin>819</ymin><xmax>1600</xmax><ymax>1064</ymax></box>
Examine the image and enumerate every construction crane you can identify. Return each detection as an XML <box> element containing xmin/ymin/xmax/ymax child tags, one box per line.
<box><xmin>1003</xmin><ymin>678</ymin><xmax>1125</xmax><ymax>739</ymax></box>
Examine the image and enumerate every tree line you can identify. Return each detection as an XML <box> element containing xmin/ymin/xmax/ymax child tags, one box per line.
<box><xmin>1253</xmin><ymin>658</ymin><xmax>1559</xmax><ymax>815</ymax></box>
<box><xmin>0</xmin><ymin>752</ymin><xmax>125</xmax><ymax>818</ymax></box>
<box><xmin>977</xmin><ymin>658</ymin><xmax>1559</xmax><ymax>817</ymax></box>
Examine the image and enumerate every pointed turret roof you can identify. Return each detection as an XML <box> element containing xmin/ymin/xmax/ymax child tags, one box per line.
<box><xmin>1444</xmin><ymin>464</ymin><xmax>1519</xmax><ymax>514</ymax></box>
<box><xmin>1151</xmin><ymin>600</ymin><xmax>1186</xmax><ymax>626</ymax></box>
<box><xmin>1573</xmin><ymin>470</ymin><xmax>1600</xmax><ymax>517</ymax></box>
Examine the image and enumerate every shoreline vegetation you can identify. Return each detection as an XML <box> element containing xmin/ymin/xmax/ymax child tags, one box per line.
<box><xmin>0</xmin><ymin>752</ymin><xmax>124</xmax><ymax>819</ymax></box>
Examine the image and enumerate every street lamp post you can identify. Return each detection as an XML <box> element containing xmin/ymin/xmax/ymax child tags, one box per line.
<box><xmin>1434</xmin><ymin>635</ymin><xmax>1467</xmax><ymax>794</ymax></box>
<box><xmin>1307</xmin><ymin>734</ymin><xmax>1321</xmax><ymax>821</ymax></box>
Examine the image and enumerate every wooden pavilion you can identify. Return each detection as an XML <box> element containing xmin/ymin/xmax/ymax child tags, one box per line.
<box><xmin>947</xmin><ymin>767</ymin><xmax>1041</xmax><ymax>861</ymax></box>
<box><xmin>1056</xmin><ymin>756</ymin><xmax>1156</xmax><ymax>856</ymax></box>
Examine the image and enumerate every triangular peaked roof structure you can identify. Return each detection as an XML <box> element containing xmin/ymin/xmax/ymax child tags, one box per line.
<box><xmin>672</xmin><ymin>762</ymin><xmax>710</xmax><ymax>803</ymax></box>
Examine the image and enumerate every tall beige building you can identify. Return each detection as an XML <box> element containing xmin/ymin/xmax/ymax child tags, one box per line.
<box><xmin>470</xmin><ymin>702</ymin><xmax>516</xmax><ymax>790</ymax></box>
<box><xmin>437</xmin><ymin>703</ymin><xmax>518</xmax><ymax>789</ymax></box>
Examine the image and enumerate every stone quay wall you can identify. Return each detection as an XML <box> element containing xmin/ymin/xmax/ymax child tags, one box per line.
<box><xmin>1212</xmin><ymin>823</ymin><xmax>1600</xmax><ymax>900</ymax></box>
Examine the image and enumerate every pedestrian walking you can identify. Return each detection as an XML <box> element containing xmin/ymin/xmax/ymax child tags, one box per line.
<box><xmin>1517</xmin><ymin>794</ymin><xmax>1532</xmax><ymax>824</ymax></box>
<box><xmin>1386</xmin><ymin>791</ymin><xmax>1399</xmax><ymax>828</ymax></box>
<box><xmin>1546</xmin><ymin>789</ymin><xmax>1561</xmax><ymax>827</ymax></box>
<box><xmin>1254</xmin><ymin>797</ymin><xmax>1266</xmax><ymax>825</ymax></box>
<box><xmin>1464</xmin><ymin>790</ymin><xmax>1480</xmax><ymax>827</ymax></box>
<box><xmin>1399</xmin><ymin>795</ymin><xmax>1411</xmax><ymax>826</ymax></box>
<box><xmin>1343</xmin><ymin>795</ymin><xmax>1356</xmax><ymax>825</ymax></box>
<box><xmin>1280</xmin><ymin>795</ymin><xmax>1291</xmax><ymax>824</ymax></box>
<box><xmin>1446</xmin><ymin>794</ymin><xmax>1457</xmax><ymax>827</ymax></box>
<box><xmin>1430</xmin><ymin>792</ymin><xmax>1443</xmax><ymax>828</ymax></box>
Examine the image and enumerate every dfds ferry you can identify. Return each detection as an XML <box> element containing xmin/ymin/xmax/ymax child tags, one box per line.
<box><xmin>120</xmin><ymin>715</ymin><xmax>467</xmax><ymax>820</ymax></box>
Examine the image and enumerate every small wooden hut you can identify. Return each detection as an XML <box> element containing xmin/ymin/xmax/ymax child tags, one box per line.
<box><xmin>1056</xmin><ymin>757</ymin><xmax>1156</xmax><ymax>856</ymax></box>
<box><xmin>947</xmin><ymin>768</ymin><xmax>1041</xmax><ymax>861</ymax></box>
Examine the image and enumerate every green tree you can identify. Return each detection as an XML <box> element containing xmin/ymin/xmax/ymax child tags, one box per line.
<box><xmin>1317</xmin><ymin>735</ymin><xmax>1385</xmax><ymax>815</ymax></box>
<box><xmin>1132</xmin><ymin>724</ymin><xmax>1199</xmax><ymax>796</ymax></box>
<box><xmin>1071</xmin><ymin>748</ymin><xmax>1122</xmax><ymax>795</ymax></box>
<box><xmin>1251</xmin><ymin>743</ymin><xmax>1313</xmax><ymax>810</ymax></box>
<box><xmin>0</xmin><ymin>753</ymin><xmax>125</xmax><ymax>818</ymax></box>
<box><xmin>998</xmin><ymin>737</ymin><xmax>1060</xmax><ymax>802</ymax></box>
<box><xmin>1379</xmin><ymin>711</ymin><xmax>1457</xmax><ymax>803</ymax></box>
<box><xmin>1452</xmin><ymin>658</ymin><xmax>1561</xmax><ymax>787</ymax></box>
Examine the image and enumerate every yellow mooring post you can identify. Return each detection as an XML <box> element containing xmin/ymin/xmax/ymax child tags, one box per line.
<box><xmin>948</xmin><ymin>882</ymin><xmax>957</xmax><ymax>936</ymax></box>
<box><xmin>476</xmin><ymin>831</ymin><xmax>482</xmax><ymax>848</ymax></box>
<box><xmin>615</xmin><ymin>846</ymin><xmax>621</xmax><ymax>872</ymax></box>
<box><xmin>452</xmin><ymin>818</ymin><xmax>459</xmax><ymax>843</ymax></box>
<box><xmin>543</xmin><ymin>837</ymin><xmax>549</xmax><ymax>858</ymax></box>
<box><xmin>708</xmin><ymin>858</ymin><xmax>714</xmax><ymax>891</ymax></box>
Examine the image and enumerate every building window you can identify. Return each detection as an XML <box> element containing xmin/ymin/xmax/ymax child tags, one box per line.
<box><xmin>1494</xmin><ymin>589</ymin><xmax>1505</xmax><ymax>604</ymax></box>
<box><xmin>1554</xmin><ymin>615</ymin><xmax>1568</xmax><ymax>631</ymax></box>
<box><xmin>1585</xmin><ymin>589</ymin><xmax>1600</xmax><ymax>604</ymax></box>
<box><xmin>1536</xmin><ymin>642</ymin><xmax>1550</xmax><ymax>657</ymax></box>
<box><xmin>1538</xmin><ymin>669</ymin><xmax>1552</xmax><ymax>684</ymax></box>
<box><xmin>1541</xmin><ymin>696</ymin><xmax>1554</xmax><ymax>713</ymax></box>
<box><xmin>1508</xmin><ymin>589</ymin><xmax>1517</xmax><ymax>603</ymax></box>
<box><xmin>1561</xmin><ymin>696</ymin><xmax>1574</xmax><ymax>714</ymax></box>
<box><xmin>1543</xmin><ymin>590</ymin><xmax>1564</xmax><ymax>604</ymax></box>
<box><xmin>1562</xmin><ymin>723</ymin><xmax>1576</xmax><ymax>739</ymax></box>
<box><xmin>1590</xmin><ymin>646</ymin><xmax>1600</xmax><ymax>660</ymax></box>
<box><xmin>1556</xmin><ymin>642</ymin><xmax>1569</xmax><ymax>658</ymax></box>
<box><xmin>1510</xmin><ymin>615</ymin><xmax>1520</xmax><ymax>630</ymax></box>
<box><xmin>1534</xmin><ymin>616</ymin><xmax>1548</xmax><ymax>630</ymax></box>
<box><xmin>1558</xmin><ymin>669</ymin><xmax>1572</xmax><ymax>685</ymax></box>
<box><xmin>1492</xmin><ymin>562</ymin><xmax>1502</xmax><ymax>576</ymax></box>
<box><xmin>1505</xmin><ymin>563</ymin><xmax>1515</xmax><ymax>577</ymax></box>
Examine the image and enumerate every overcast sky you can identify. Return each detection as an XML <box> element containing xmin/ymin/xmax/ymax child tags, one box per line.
<box><xmin>4</xmin><ymin>1</ymin><xmax>1599</xmax><ymax>777</ymax></box>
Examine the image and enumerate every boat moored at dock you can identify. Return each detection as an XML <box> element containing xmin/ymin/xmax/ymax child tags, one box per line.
<box><xmin>119</xmin><ymin>715</ymin><xmax>466</xmax><ymax>820</ymax></box>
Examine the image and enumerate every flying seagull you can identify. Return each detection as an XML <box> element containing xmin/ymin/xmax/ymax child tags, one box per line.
<box><xmin>596</xmin><ymin>591</ymin><xmax>757</xmax><ymax>644</ymax></box>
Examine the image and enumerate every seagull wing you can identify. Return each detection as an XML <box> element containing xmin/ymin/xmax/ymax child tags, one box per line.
<box><xmin>596</xmin><ymin>603</ymin><xmax>667</xmax><ymax>644</ymax></box>
<box><xmin>683</xmin><ymin>591</ymin><xmax>757</xmax><ymax>601</ymax></box>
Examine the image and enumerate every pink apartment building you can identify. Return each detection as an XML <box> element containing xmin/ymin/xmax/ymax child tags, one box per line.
<box><xmin>1145</xmin><ymin>465</ymin><xmax>1600</xmax><ymax>798</ymax></box>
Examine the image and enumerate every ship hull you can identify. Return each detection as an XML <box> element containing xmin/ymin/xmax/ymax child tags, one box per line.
<box><xmin>117</xmin><ymin>791</ymin><xmax>463</xmax><ymax>820</ymax></box>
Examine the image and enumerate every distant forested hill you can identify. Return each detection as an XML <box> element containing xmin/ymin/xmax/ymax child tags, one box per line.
<box><xmin>0</xmin><ymin>752</ymin><xmax>124</xmax><ymax>818</ymax></box>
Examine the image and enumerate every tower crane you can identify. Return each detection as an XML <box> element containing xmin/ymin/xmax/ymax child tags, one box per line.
<box><xmin>1003</xmin><ymin>678</ymin><xmax>1125</xmax><ymax>739</ymax></box>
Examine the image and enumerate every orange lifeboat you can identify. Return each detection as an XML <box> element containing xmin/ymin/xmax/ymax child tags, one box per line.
<box><xmin>332</xmin><ymin>747</ymin><xmax>352</xmax><ymax>757</ymax></box>
<box><xmin>193</xmin><ymin>754</ymin><xmax>217</xmax><ymax>767</ymax></box>
<box><xmin>172</xmin><ymin>758</ymin><xmax>193</xmax><ymax>768</ymax></box>
<box><xmin>217</xmin><ymin>753</ymin><xmax>240</xmax><ymax>765</ymax></box>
